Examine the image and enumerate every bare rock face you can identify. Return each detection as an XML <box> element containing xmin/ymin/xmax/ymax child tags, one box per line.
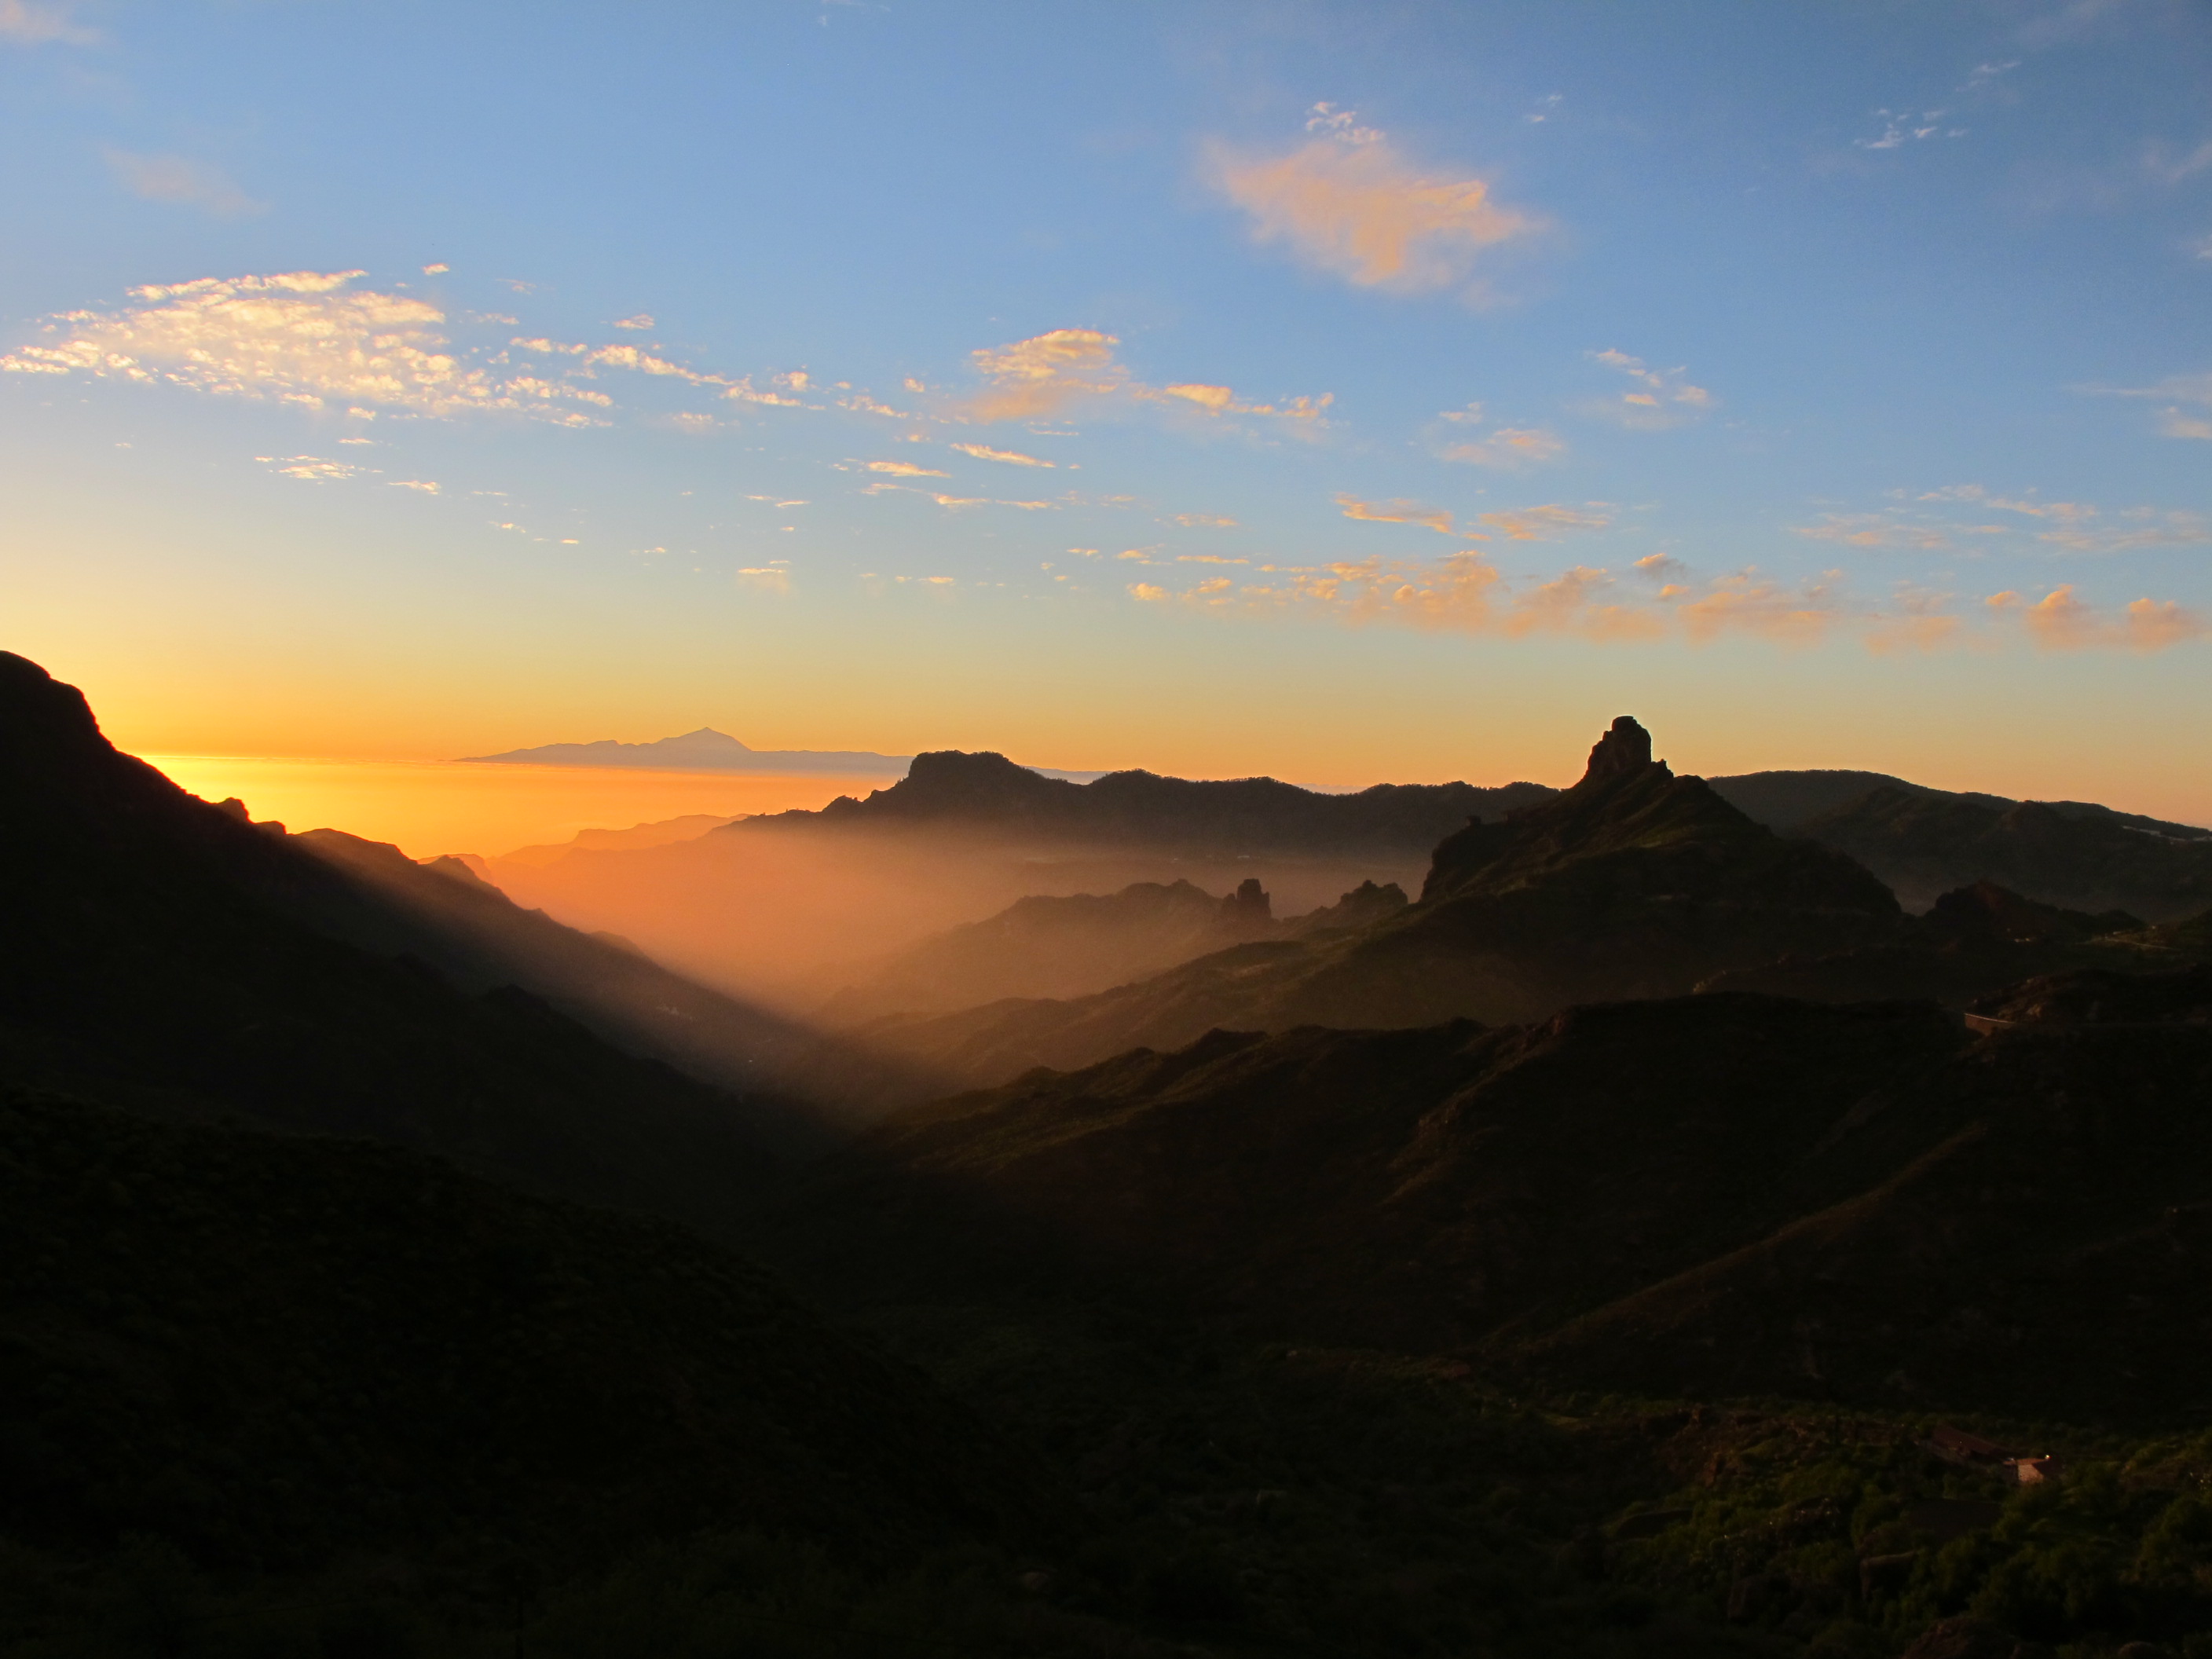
<box><xmin>1221</xmin><ymin>877</ymin><xmax>1271</xmax><ymax>925</ymax></box>
<box><xmin>1581</xmin><ymin>716</ymin><xmax>1654</xmax><ymax>784</ymax></box>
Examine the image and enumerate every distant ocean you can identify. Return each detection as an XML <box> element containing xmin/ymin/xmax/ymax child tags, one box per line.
<box><xmin>141</xmin><ymin>756</ymin><xmax>906</xmax><ymax>861</ymax></box>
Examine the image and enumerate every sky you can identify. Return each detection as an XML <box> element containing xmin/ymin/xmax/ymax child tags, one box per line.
<box><xmin>5</xmin><ymin>0</ymin><xmax>2211</xmax><ymax>825</ymax></box>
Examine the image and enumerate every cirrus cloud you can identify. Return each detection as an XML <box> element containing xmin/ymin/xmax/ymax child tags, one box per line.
<box><xmin>1131</xmin><ymin>548</ymin><xmax>2201</xmax><ymax>656</ymax></box>
<box><xmin>105</xmin><ymin>151</ymin><xmax>266</xmax><ymax>218</ymax></box>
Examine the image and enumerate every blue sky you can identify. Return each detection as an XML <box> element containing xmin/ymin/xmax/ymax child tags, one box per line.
<box><xmin>3</xmin><ymin>1</ymin><xmax>2209</xmax><ymax>812</ymax></box>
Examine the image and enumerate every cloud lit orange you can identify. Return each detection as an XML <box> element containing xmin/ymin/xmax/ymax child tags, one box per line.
<box><xmin>1208</xmin><ymin>132</ymin><xmax>1536</xmax><ymax>295</ymax></box>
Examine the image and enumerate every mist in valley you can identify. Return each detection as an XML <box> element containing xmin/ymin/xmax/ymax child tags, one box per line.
<box><xmin>471</xmin><ymin>815</ymin><xmax>1430</xmax><ymax>1017</ymax></box>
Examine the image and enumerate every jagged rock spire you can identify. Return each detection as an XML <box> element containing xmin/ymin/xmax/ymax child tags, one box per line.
<box><xmin>1581</xmin><ymin>716</ymin><xmax>1654</xmax><ymax>784</ymax></box>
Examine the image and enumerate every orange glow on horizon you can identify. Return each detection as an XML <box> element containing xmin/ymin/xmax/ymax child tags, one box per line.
<box><xmin>141</xmin><ymin>756</ymin><xmax>904</xmax><ymax>861</ymax></box>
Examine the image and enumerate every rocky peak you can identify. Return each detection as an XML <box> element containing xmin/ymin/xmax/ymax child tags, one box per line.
<box><xmin>1580</xmin><ymin>716</ymin><xmax>1656</xmax><ymax>786</ymax></box>
<box><xmin>1220</xmin><ymin>877</ymin><xmax>1272</xmax><ymax>925</ymax></box>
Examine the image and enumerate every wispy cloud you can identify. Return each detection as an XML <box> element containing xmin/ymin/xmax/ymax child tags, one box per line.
<box><xmin>2034</xmin><ymin>508</ymin><xmax>2211</xmax><ymax>554</ymax></box>
<box><xmin>1479</xmin><ymin>503</ymin><xmax>1612</xmax><ymax>540</ymax></box>
<box><xmin>1855</xmin><ymin>108</ymin><xmax>1968</xmax><ymax>150</ymax></box>
<box><xmin>2</xmin><ymin>272</ymin><xmax>609</xmax><ymax>422</ymax></box>
<box><xmin>1456</xmin><ymin>428</ymin><xmax>1569</xmax><ymax>466</ymax></box>
<box><xmin>611</xmin><ymin>313</ymin><xmax>655</xmax><ymax>331</ymax></box>
<box><xmin>950</xmin><ymin>441</ymin><xmax>1053</xmax><ymax>467</ymax></box>
<box><xmin>1430</xmin><ymin>408</ymin><xmax>1566</xmax><ymax>468</ymax></box>
<box><xmin>257</xmin><ymin>454</ymin><xmax>374</xmax><ymax>483</ymax></box>
<box><xmin>105</xmin><ymin>151</ymin><xmax>265</xmax><ymax>218</ymax></box>
<box><xmin>864</xmin><ymin>460</ymin><xmax>947</xmax><ymax>477</ymax></box>
<box><xmin>956</xmin><ymin>327</ymin><xmax>1331</xmax><ymax>429</ymax></box>
<box><xmin>0</xmin><ymin>269</ymin><xmax>865</xmax><ymax>430</ymax></box>
<box><xmin>1581</xmin><ymin>349</ymin><xmax>1712</xmax><ymax>428</ymax></box>
<box><xmin>2082</xmin><ymin>369</ymin><xmax>2212</xmax><ymax>441</ymax></box>
<box><xmin>0</xmin><ymin>0</ymin><xmax>96</xmax><ymax>43</ymax></box>
<box><xmin>1910</xmin><ymin>483</ymin><xmax>2211</xmax><ymax>551</ymax></box>
<box><xmin>1173</xmin><ymin>512</ymin><xmax>1238</xmax><ymax>527</ymax></box>
<box><xmin>1206</xmin><ymin>105</ymin><xmax>1539</xmax><ymax>297</ymax></box>
<box><xmin>1132</xmin><ymin>550</ymin><xmax>2202</xmax><ymax>655</ymax></box>
<box><xmin>1335</xmin><ymin>493</ymin><xmax>1466</xmax><ymax>537</ymax></box>
<box><xmin>1792</xmin><ymin>512</ymin><xmax>1958</xmax><ymax>550</ymax></box>
<box><xmin>1333</xmin><ymin>493</ymin><xmax>1609</xmax><ymax>543</ymax></box>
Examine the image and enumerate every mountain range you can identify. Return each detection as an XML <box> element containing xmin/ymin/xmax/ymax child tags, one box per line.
<box><xmin>835</xmin><ymin>719</ymin><xmax>1928</xmax><ymax>1089</ymax></box>
<box><xmin>11</xmin><ymin>647</ymin><xmax>2212</xmax><ymax>1656</ymax></box>
<box><xmin>773</xmin><ymin>967</ymin><xmax>2212</xmax><ymax>1429</ymax></box>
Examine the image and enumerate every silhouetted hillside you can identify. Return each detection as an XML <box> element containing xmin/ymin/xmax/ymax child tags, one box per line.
<box><xmin>1710</xmin><ymin>766</ymin><xmax>2210</xmax><ymax>843</ymax></box>
<box><xmin>0</xmin><ymin>650</ymin><xmax>789</xmax><ymax>1228</ymax></box>
<box><xmin>1794</xmin><ymin>785</ymin><xmax>2212</xmax><ymax>917</ymax></box>
<box><xmin>1698</xmin><ymin>880</ymin><xmax>2178</xmax><ymax>1008</ymax></box>
<box><xmin>778</xmin><ymin>975</ymin><xmax>2212</xmax><ymax>1426</ymax></box>
<box><xmin>734</xmin><ymin>747</ymin><xmax>1556</xmax><ymax>855</ymax></box>
<box><xmin>296</xmin><ymin>829</ymin><xmax>935</xmax><ymax>1145</ymax></box>
<box><xmin>0</xmin><ymin>1087</ymin><xmax>1049</xmax><ymax>1584</ymax></box>
<box><xmin>847</xmin><ymin>718</ymin><xmax>1906</xmax><ymax>1090</ymax></box>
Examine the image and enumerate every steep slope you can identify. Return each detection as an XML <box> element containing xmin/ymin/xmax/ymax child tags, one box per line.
<box><xmin>775</xmin><ymin>973</ymin><xmax>2212</xmax><ymax>1425</ymax></box>
<box><xmin>1794</xmin><ymin>784</ymin><xmax>2212</xmax><ymax>917</ymax></box>
<box><xmin>0</xmin><ymin>650</ymin><xmax>782</xmax><ymax>1229</ymax></box>
<box><xmin>295</xmin><ymin>829</ymin><xmax>932</xmax><ymax>1144</ymax></box>
<box><xmin>0</xmin><ymin>1086</ymin><xmax>1049</xmax><ymax>1577</ymax></box>
<box><xmin>849</xmin><ymin>718</ymin><xmax>1904</xmax><ymax>1090</ymax></box>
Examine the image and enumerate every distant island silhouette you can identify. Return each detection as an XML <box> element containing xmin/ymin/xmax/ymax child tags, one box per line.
<box><xmin>460</xmin><ymin>727</ymin><xmax>914</xmax><ymax>774</ymax></box>
<box><xmin>460</xmin><ymin>727</ymin><xmax>1104</xmax><ymax>781</ymax></box>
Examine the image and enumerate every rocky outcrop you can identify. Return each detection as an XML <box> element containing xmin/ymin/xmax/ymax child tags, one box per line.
<box><xmin>845</xmin><ymin>718</ymin><xmax>1910</xmax><ymax>1090</ymax></box>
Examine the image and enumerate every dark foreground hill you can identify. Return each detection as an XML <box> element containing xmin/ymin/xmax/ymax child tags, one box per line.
<box><xmin>776</xmin><ymin>974</ymin><xmax>2212</xmax><ymax>1429</ymax></box>
<box><xmin>843</xmin><ymin>718</ymin><xmax>1910</xmax><ymax>1092</ymax></box>
<box><xmin>0</xmin><ymin>650</ymin><xmax>793</xmax><ymax>1229</ymax></box>
<box><xmin>0</xmin><ymin>1088</ymin><xmax>1044</xmax><ymax>1569</ymax></box>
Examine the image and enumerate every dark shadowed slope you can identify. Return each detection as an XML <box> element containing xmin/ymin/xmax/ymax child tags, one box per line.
<box><xmin>846</xmin><ymin>718</ymin><xmax>1905</xmax><ymax>1090</ymax></box>
<box><xmin>0</xmin><ymin>650</ymin><xmax>786</xmax><ymax>1229</ymax></box>
<box><xmin>0</xmin><ymin>1087</ymin><xmax>1050</xmax><ymax>1577</ymax></box>
<box><xmin>733</xmin><ymin>747</ymin><xmax>1556</xmax><ymax>856</ymax></box>
<box><xmin>1697</xmin><ymin>879</ymin><xmax>2182</xmax><ymax>1008</ymax></box>
<box><xmin>1791</xmin><ymin>784</ymin><xmax>2212</xmax><ymax>917</ymax></box>
<box><xmin>773</xmin><ymin>972</ymin><xmax>2212</xmax><ymax>1426</ymax></box>
<box><xmin>294</xmin><ymin>830</ymin><xmax>936</xmax><ymax>1146</ymax></box>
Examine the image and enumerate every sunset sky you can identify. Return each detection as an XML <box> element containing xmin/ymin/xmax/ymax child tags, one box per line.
<box><xmin>5</xmin><ymin>1</ymin><xmax>2211</xmax><ymax>833</ymax></box>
